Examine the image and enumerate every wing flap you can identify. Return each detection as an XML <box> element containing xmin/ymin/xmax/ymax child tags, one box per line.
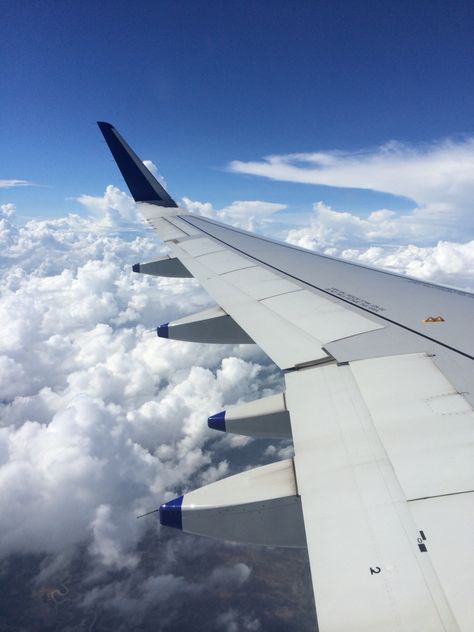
<box><xmin>351</xmin><ymin>353</ymin><xmax>474</xmax><ymax>499</ymax></box>
<box><xmin>285</xmin><ymin>363</ymin><xmax>460</xmax><ymax>632</ymax></box>
<box><xmin>410</xmin><ymin>493</ymin><xmax>474</xmax><ymax>631</ymax></box>
<box><xmin>262</xmin><ymin>289</ymin><xmax>384</xmax><ymax>345</ymax></box>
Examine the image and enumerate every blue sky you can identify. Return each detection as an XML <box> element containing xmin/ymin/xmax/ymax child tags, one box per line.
<box><xmin>2</xmin><ymin>0</ymin><xmax>474</xmax><ymax>220</ymax></box>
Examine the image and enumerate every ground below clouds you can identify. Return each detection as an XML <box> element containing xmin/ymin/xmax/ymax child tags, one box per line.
<box><xmin>0</xmin><ymin>535</ymin><xmax>315</xmax><ymax>632</ymax></box>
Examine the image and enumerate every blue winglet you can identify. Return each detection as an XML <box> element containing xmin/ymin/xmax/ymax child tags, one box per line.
<box><xmin>159</xmin><ymin>496</ymin><xmax>183</xmax><ymax>530</ymax></box>
<box><xmin>97</xmin><ymin>122</ymin><xmax>177</xmax><ymax>207</ymax></box>
<box><xmin>208</xmin><ymin>410</ymin><xmax>226</xmax><ymax>432</ymax></box>
<box><xmin>132</xmin><ymin>263</ymin><xmax>141</xmax><ymax>273</ymax></box>
<box><xmin>157</xmin><ymin>323</ymin><xmax>169</xmax><ymax>338</ymax></box>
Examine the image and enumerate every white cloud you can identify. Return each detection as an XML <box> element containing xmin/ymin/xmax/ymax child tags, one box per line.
<box><xmin>230</xmin><ymin>137</ymin><xmax>474</xmax><ymax>238</ymax></box>
<box><xmin>80</xmin><ymin>561</ymin><xmax>252</xmax><ymax>622</ymax></box>
<box><xmin>76</xmin><ymin>184</ymin><xmax>139</xmax><ymax>225</ymax></box>
<box><xmin>285</xmin><ymin>201</ymin><xmax>429</xmax><ymax>249</ymax></box>
<box><xmin>338</xmin><ymin>240</ymin><xmax>474</xmax><ymax>289</ymax></box>
<box><xmin>143</xmin><ymin>159</ymin><xmax>168</xmax><ymax>189</ymax></box>
<box><xmin>181</xmin><ymin>197</ymin><xmax>287</xmax><ymax>232</ymax></box>
<box><xmin>285</xmin><ymin>201</ymin><xmax>474</xmax><ymax>288</ymax></box>
<box><xmin>209</xmin><ymin>562</ymin><xmax>251</xmax><ymax>588</ymax></box>
<box><xmin>0</xmin><ymin>179</ymin><xmax>33</xmax><ymax>188</ymax></box>
<box><xmin>1</xmin><ymin>203</ymin><xmax>15</xmax><ymax>216</ymax></box>
<box><xmin>0</xmin><ymin>194</ymin><xmax>281</xmax><ymax>573</ymax></box>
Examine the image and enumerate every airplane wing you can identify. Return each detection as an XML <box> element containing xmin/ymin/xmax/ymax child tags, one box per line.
<box><xmin>98</xmin><ymin>122</ymin><xmax>474</xmax><ymax>632</ymax></box>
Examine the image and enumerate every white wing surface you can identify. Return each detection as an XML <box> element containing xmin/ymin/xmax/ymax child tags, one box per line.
<box><xmin>98</xmin><ymin>123</ymin><xmax>474</xmax><ymax>632</ymax></box>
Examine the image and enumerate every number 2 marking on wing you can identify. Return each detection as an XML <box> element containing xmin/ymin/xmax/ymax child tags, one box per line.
<box><xmin>370</xmin><ymin>566</ymin><xmax>381</xmax><ymax>575</ymax></box>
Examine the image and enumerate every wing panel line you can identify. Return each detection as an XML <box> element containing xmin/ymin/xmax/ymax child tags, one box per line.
<box><xmin>175</xmin><ymin>215</ymin><xmax>474</xmax><ymax>362</ymax></box>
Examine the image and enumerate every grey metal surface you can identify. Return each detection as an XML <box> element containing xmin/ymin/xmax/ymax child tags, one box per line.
<box><xmin>178</xmin><ymin>214</ymin><xmax>474</xmax><ymax>405</ymax></box>
<box><xmin>167</xmin><ymin>310</ymin><xmax>254</xmax><ymax>344</ymax></box>
<box><xmin>179</xmin><ymin>215</ymin><xmax>474</xmax><ymax>358</ymax></box>
<box><xmin>182</xmin><ymin>496</ymin><xmax>306</xmax><ymax>548</ymax></box>
<box><xmin>135</xmin><ymin>256</ymin><xmax>193</xmax><ymax>277</ymax></box>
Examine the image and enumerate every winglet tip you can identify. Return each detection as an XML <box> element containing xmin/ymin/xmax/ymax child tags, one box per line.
<box><xmin>96</xmin><ymin>121</ymin><xmax>178</xmax><ymax>208</ymax></box>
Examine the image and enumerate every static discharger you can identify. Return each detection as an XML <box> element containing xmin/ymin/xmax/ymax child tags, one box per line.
<box><xmin>136</xmin><ymin>508</ymin><xmax>160</xmax><ymax>519</ymax></box>
<box><xmin>422</xmin><ymin>316</ymin><xmax>445</xmax><ymax>323</ymax></box>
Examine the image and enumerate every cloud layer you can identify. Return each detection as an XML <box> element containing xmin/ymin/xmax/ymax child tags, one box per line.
<box><xmin>230</xmin><ymin>137</ymin><xmax>474</xmax><ymax>239</ymax></box>
<box><xmin>181</xmin><ymin>197</ymin><xmax>287</xmax><ymax>232</ymax></box>
<box><xmin>283</xmin><ymin>200</ymin><xmax>474</xmax><ymax>290</ymax></box>
<box><xmin>0</xmin><ymin>201</ymin><xmax>282</xmax><ymax>564</ymax></box>
<box><xmin>2</xmin><ymin>168</ymin><xmax>474</xmax><ymax>629</ymax></box>
<box><xmin>0</xmin><ymin>179</ymin><xmax>34</xmax><ymax>188</ymax></box>
<box><xmin>0</xmin><ymin>196</ymin><xmax>304</xmax><ymax>632</ymax></box>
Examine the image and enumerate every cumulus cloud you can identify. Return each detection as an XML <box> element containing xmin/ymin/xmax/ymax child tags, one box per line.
<box><xmin>1</xmin><ymin>203</ymin><xmax>15</xmax><ymax>216</ymax></box>
<box><xmin>78</xmin><ymin>559</ymin><xmax>253</xmax><ymax>629</ymax></box>
<box><xmin>285</xmin><ymin>201</ymin><xmax>430</xmax><ymax>249</ymax></box>
<box><xmin>0</xmin><ymin>189</ymin><xmax>283</xmax><ymax>578</ymax></box>
<box><xmin>76</xmin><ymin>184</ymin><xmax>139</xmax><ymax>225</ymax></box>
<box><xmin>181</xmin><ymin>196</ymin><xmax>287</xmax><ymax>232</ymax></box>
<box><xmin>3</xmin><ymin>177</ymin><xmax>474</xmax><ymax>629</ymax></box>
<box><xmin>338</xmin><ymin>240</ymin><xmax>474</xmax><ymax>289</ymax></box>
<box><xmin>230</xmin><ymin>137</ymin><xmax>474</xmax><ymax>239</ymax></box>
<box><xmin>284</xmin><ymin>201</ymin><xmax>474</xmax><ymax>289</ymax></box>
<box><xmin>143</xmin><ymin>159</ymin><xmax>168</xmax><ymax>189</ymax></box>
<box><xmin>0</xmin><ymin>187</ymin><xmax>292</xmax><ymax>625</ymax></box>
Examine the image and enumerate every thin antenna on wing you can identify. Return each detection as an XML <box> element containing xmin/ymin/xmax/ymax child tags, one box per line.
<box><xmin>136</xmin><ymin>508</ymin><xmax>160</xmax><ymax>519</ymax></box>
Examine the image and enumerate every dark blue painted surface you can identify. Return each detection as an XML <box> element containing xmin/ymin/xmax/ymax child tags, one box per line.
<box><xmin>132</xmin><ymin>263</ymin><xmax>140</xmax><ymax>273</ymax></box>
<box><xmin>97</xmin><ymin>122</ymin><xmax>177</xmax><ymax>207</ymax></box>
<box><xmin>157</xmin><ymin>323</ymin><xmax>169</xmax><ymax>338</ymax></box>
<box><xmin>207</xmin><ymin>410</ymin><xmax>226</xmax><ymax>432</ymax></box>
<box><xmin>159</xmin><ymin>495</ymin><xmax>184</xmax><ymax>530</ymax></box>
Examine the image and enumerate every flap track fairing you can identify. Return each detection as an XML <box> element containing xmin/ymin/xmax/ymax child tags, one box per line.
<box><xmin>132</xmin><ymin>256</ymin><xmax>193</xmax><ymax>278</ymax></box>
<box><xmin>157</xmin><ymin>306</ymin><xmax>254</xmax><ymax>344</ymax></box>
<box><xmin>208</xmin><ymin>392</ymin><xmax>292</xmax><ymax>438</ymax></box>
<box><xmin>160</xmin><ymin>459</ymin><xmax>306</xmax><ymax>548</ymax></box>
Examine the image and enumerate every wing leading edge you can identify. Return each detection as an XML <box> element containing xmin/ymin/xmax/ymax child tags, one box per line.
<box><xmin>98</xmin><ymin>123</ymin><xmax>474</xmax><ymax>631</ymax></box>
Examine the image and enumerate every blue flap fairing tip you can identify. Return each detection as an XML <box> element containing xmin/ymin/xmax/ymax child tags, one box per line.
<box><xmin>157</xmin><ymin>323</ymin><xmax>169</xmax><ymax>338</ymax></box>
<box><xmin>159</xmin><ymin>496</ymin><xmax>184</xmax><ymax>530</ymax></box>
<box><xmin>208</xmin><ymin>411</ymin><xmax>226</xmax><ymax>431</ymax></box>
